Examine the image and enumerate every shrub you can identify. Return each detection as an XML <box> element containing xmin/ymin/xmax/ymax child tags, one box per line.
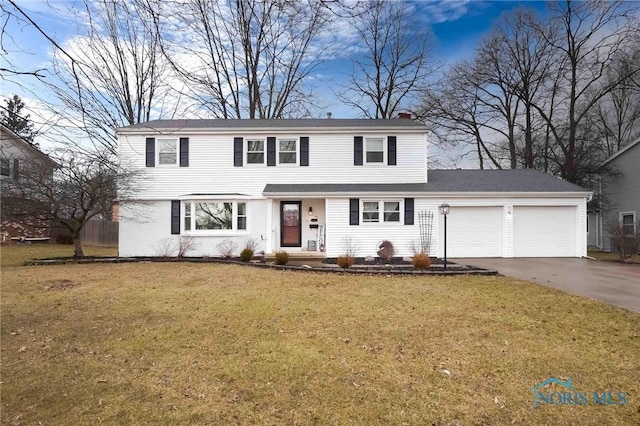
<box><xmin>412</xmin><ymin>252</ymin><xmax>431</xmax><ymax>269</ymax></box>
<box><xmin>239</xmin><ymin>248</ymin><xmax>254</xmax><ymax>262</ymax></box>
<box><xmin>176</xmin><ymin>236</ymin><xmax>197</xmax><ymax>258</ymax></box>
<box><xmin>274</xmin><ymin>250</ymin><xmax>289</xmax><ymax>265</ymax></box>
<box><xmin>55</xmin><ymin>234</ymin><xmax>74</xmax><ymax>245</ymax></box>
<box><xmin>377</xmin><ymin>240</ymin><xmax>395</xmax><ymax>261</ymax></box>
<box><xmin>609</xmin><ymin>223</ymin><xmax>640</xmax><ymax>262</ymax></box>
<box><xmin>216</xmin><ymin>239</ymin><xmax>238</xmax><ymax>258</ymax></box>
<box><xmin>337</xmin><ymin>255</ymin><xmax>355</xmax><ymax>268</ymax></box>
<box><xmin>341</xmin><ymin>236</ymin><xmax>360</xmax><ymax>257</ymax></box>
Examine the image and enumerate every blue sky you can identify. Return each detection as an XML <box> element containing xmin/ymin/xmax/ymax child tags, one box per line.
<box><xmin>1</xmin><ymin>1</ymin><xmax>550</xmax><ymax>144</ymax></box>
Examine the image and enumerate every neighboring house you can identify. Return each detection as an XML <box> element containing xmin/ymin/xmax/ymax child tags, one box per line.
<box><xmin>117</xmin><ymin>119</ymin><xmax>590</xmax><ymax>258</ymax></box>
<box><xmin>590</xmin><ymin>138</ymin><xmax>640</xmax><ymax>252</ymax></box>
<box><xmin>0</xmin><ymin>124</ymin><xmax>54</xmax><ymax>241</ymax></box>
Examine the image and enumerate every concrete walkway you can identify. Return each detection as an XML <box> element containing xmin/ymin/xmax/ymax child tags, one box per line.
<box><xmin>451</xmin><ymin>258</ymin><xmax>640</xmax><ymax>314</ymax></box>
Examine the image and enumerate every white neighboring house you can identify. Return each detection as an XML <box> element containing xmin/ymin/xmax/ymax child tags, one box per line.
<box><xmin>117</xmin><ymin>119</ymin><xmax>590</xmax><ymax>258</ymax></box>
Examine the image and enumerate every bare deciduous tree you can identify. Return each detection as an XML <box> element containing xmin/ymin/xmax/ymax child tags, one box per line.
<box><xmin>2</xmin><ymin>150</ymin><xmax>143</xmax><ymax>257</ymax></box>
<box><xmin>160</xmin><ymin>0</ymin><xmax>330</xmax><ymax>119</ymax></box>
<box><xmin>46</xmin><ymin>0</ymin><xmax>172</xmax><ymax>154</ymax></box>
<box><xmin>340</xmin><ymin>0</ymin><xmax>435</xmax><ymax>119</ymax></box>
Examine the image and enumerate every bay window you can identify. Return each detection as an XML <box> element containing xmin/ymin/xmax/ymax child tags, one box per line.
<box><xmin>183</xmin><ymin>201</ymin><xmax>248</xmax><ymax>233</ymax></box>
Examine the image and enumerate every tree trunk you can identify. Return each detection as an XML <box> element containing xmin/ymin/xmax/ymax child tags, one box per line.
<box><xmin>73</xmin><ymin>234</ymin><xmax>84</xmax><ymax>257</ymax></box>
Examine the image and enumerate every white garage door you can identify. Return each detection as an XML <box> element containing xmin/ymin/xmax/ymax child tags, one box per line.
<box><xmin>513</xmin><ymin>206</ymin><xmax>576</xmax><ymax>257</ymax></box>
<box><xmin>444</xmin><ymin>206</ymin><xmax>503</xmax><ymax>257</ymax></box>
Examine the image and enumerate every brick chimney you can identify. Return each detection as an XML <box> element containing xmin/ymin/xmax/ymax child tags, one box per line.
<box><xmin>397</xmin><ymin>112</ymin><xmax>411</xmax><ymax>119</ymax></box>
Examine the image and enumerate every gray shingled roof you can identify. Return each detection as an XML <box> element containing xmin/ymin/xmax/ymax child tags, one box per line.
<box><xmin>263</xmin><ymin>169</ymin><xmax>589</xmax><ymax>194</ymax></box>
<box><xmin>118</xmin><ymin>118</ymin><xmax>427</xmax><ymax>131</ymax></box>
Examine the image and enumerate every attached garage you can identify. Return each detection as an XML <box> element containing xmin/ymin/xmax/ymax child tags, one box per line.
<box><xmin>513</xmin><ymin>206</ymin><xmax>577</xmax><ymax>257</ymax></box>
<box><xmin>443</xmin><ymin>206</ymin><xmax>503</xmax><ymax>257</ymax></box>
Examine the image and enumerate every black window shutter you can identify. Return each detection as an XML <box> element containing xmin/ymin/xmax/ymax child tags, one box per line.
<box><xmin>171</xmin><ymin>200</ymin><xmax>180</xmax><ymax>235</ymax></box>
<box><xmin>349</xmin><ymin>198</ymin><xmax>359</xmax><ymax>225</ymax></box>
<box><xmin>12</xmin><ymin>159</ymin><xmax>19</xmax><ymax>180</ymax></box>
<box><xmin>404</xmin><ymin>198</ymin><xmax>414</xmax><ymax>225</ymax></box>
<box><xmin>146</xmin><ymin>138</ymin><xmax>155</xmax><ymax>167</ymax></box>
<box><xmin>300</xmin><ymin>136</ymin><xmax>309</xmax><ymax>166</ymax></box>
<box><xmin>267</xmin><ymin>137</ymin><xmax>276</xmax><ymax>166</ymax></box>
<box><xmin>234</xmin><ymin>137</ymin><xmax>243</xmax><ymax>167</ymax></box>
<box><xmin>354</xmin><ymin>136</ymin><xmax>363</xmax><ymax>166</ymax></box>
<box><xmin>388</xmin><ymin>136</ymin><xmax>397</xmax><ymax>166</ymax></box>
<box><xmin>179</xmin><ymin>137</ymin><xmax>189</xmax><ymax>167</ymax></box>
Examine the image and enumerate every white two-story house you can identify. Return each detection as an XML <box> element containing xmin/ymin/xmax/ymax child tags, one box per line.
<box><xmin>117</xmin><ymin>118</ymin><xmax>590</xmax><ymax>258</ymax></box>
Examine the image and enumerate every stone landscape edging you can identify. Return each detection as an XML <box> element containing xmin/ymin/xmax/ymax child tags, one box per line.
<box><xmin>24</xmin><ymin>256</ymin><xmax>498</xmax><ymax>276</ymax></box>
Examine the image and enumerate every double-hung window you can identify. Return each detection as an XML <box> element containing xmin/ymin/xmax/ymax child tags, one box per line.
<box><xmin>183</xmin><ymin>201</ymin><xmax>247</xmax><ymax>232</ymax></box>
<box><xmin>157</xmin><ymin>139</ymin><xmax>178</xmax><ymax>165</ymax></box>
<box><xmin>621</xmin><ymin>212</ymin><xmax>636</xmax><ymax>235</ymax></box>
<box><xmin>0</xmin><ymin>157</ymin><xmax>10</xmax><ymax>177</ymax></box>
<box><xmin>362</xmin><ymin>200</ymin><xmax>402</xmax><ymax>224</ymax></box>
<box><xmin>365</xmin><ymin>138</ymin><xmax>384</xmax><ymax>163</ymax></box>
<box><xmin>247</xmin><ymin>139</ymin><xmax>265</xmax><ymax>164</ymax></box>
<box><xmin>278</xmin><ymin>139</ymin><xmax>297</xmax><ymax>164</ymax></box>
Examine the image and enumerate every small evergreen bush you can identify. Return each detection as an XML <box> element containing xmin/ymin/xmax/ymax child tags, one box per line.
<box><xmin>239</xmin><ymin>247</ymin><xmax>254</xmax><ymax>262</ymax></box>
<box><xmin>274</xmin><ymin>250</ymin><xmax>289</xmax><ymax>265</ymax></box>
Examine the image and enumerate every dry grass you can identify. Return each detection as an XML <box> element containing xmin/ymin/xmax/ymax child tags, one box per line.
<box><xmin>1</xmin><ymin>244</ymin><xmax>117</xmax><ymax>268</ymax></box>
<box><xmin>1</xmin><ymin>246</ymin><xmax>639</xmax><ymax>425</ymax></box>
<box><xmin>588</xmin><ymin>250</ymin><xmax>640</xmax><ymax>264</ymax></box>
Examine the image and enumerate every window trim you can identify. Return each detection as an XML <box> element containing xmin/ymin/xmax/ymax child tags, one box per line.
<box><xmin>0</xmin><ymin>157</ymin><xmax>11</xmax><ymax>177</ymax></box>
<box><xmin>361</xmin><ymin>199</ymin><xmax>403</xmax><ymax>224</ymax></box>
<box><xmin>182</xmin><ymin>200</ymin><xmax>249</xmax><ymax>235</ymax></box>
<box><xmin>620</xmin><ymin>211</ymin><xmax>636</xmax><ymax>235</ymax></box>
<box><xmin>364</xmin><ymin>137</ymin><xmax>385</xmax><ymax>164</ymax></box>
<box><xmin>277</xmin><ymin>138</ymin><xmax>298</xmax><ymax>165</ymax></box>
<box><xmin>157</xmin><ymin>138</ymin><xmax>179</xmax><ymax>166</ymax></box>
<box><xmin>246</xmin><ymin>138</ymin><xmax>266</xmax><ymax>165</ymax></box>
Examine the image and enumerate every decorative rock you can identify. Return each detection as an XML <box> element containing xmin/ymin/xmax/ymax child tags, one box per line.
<box><xmin>364</xmin><ymin>256</ymin><xmax>375</xmax><ymax>262</ymax></box>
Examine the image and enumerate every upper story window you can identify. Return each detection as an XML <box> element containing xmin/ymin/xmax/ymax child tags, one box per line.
<box><xmin>365</xmin><ymin>137</ymin><xmax>384</xmax><ymax>163</ymax></box>
<box><xmin>362</xmin><ymin>200</ymin><xmax>402</xmax><ymax>224</ymax></box>
<box><xmin>247</xmin><ymin>139</ymin><xmax>265</xmax><ymax>164</ymax></box>
<box><xmin>183</xmin><ymin>200</ymin><xmax>247</xmax><ymax>233</ymax></box>
<box><xmin>1</xmin><ymin>157</ymin><xmax>11</xmax><ymax>177</ymax></box>
<box><xmin>621</xmin><ymin>212</ymin><xmax>636</xmax><ymax>235</ymax></box>
<box><xmin>157</xmin><ymin>139</ymin><xmax>178</xmax><ymax>165</ymax></box>
<box><xmin>278</xmin><ymin>139</ymin><xmax>297</xmax><ymax>164</ymax></box>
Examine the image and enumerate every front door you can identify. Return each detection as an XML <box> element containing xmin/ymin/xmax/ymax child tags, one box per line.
<box><xmin>280</xmin><ymin>201</ymin><xmax>302</xmax><ymax>247</ymax></box>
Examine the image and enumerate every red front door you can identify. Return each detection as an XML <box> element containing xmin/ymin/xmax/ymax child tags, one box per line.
<box><xmin>281</xmin><ymin>201</ymin><xmax>301</xmax><ymax>247</ymax></box>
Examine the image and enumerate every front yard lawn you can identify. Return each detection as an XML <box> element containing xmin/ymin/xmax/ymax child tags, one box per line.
<box><xmin>1</xmin><ymin>246</ymin><xmax>638</xmax><ymax>424</ymax></box>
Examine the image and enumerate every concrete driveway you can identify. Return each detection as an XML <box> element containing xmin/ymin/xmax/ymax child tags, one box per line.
<box><xmin>451</xmin><ymin>258</ymin><xmax>640</xmax><ymax>313</ymax></box>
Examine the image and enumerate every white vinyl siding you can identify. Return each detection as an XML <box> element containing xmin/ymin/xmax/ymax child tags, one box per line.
<box><xmin>117</xmin><ymin>132</ymin><xmax>428</xmax><ymax>199</ymax></box>
<box><xmin>513</xmin><ymin>206</ymin><xmax>576</xmax><ymax>257</ymax></box>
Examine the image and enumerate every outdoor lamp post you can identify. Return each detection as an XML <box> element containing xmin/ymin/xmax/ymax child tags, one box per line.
<box><xmin>439</xmin><ymin>203</ymin><xmax>450</xmax><ymax>270</ymax></box>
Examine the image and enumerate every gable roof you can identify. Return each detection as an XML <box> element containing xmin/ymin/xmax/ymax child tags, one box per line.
<box><xmin>117</xmin><ymin>118</ymin><xmax>428</xmax><ymax>133</ymax></box>
<box><xmin>601</xmin><ymin>137</ymin><xmax>640</xmax><ymax>166</ymax></box>
<box><xmin>0</xmin><ymin>123</ymin><xmax>54</xmax><ymax>165</ymax></box>
<box><xmin>263</xmin><ymin>169</ymin><xmax>590</xmax><ymax>195</ymax></box>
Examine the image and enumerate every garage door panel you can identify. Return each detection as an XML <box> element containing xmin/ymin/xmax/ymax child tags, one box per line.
<box><xmin>445</xmin><ymin>207</ymin><xmax>503</xmax><ymax>257</ymax></box>
<box><xmin>514</xmin><ymin>207</ymin><xmax>575</xmax><ymax>257</ymax></box>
